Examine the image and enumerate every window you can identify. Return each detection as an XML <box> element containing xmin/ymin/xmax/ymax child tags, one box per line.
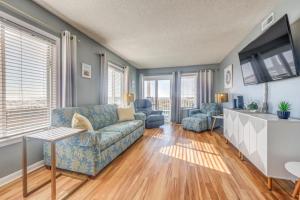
<box><xmin>0</xmin><ymin>15</ymin><xmax>58</xmax><ymax>138</ymax></box>
<box><xmin>181</xmin><ymin>74</ymin><xmax>197</xmax><ymax>108</ymax></box>
<box><xmin>108</xmin><ymin>63</ymin><xmax>124</xmax><ymax>106</ymax></box>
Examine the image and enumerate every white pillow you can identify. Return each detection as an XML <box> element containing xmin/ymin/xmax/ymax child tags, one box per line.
<box><xmin>117</xmin><ymin>107</ymin><xmax>135</xmax><ymax>122</ymax></box>
<box><xmin>71</xmin><ymin>113</ymin><xmax>94</xmax><ymax>131</ymax></box>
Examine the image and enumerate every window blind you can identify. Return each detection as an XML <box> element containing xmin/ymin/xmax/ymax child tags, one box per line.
<box><xmin>108</xmin><ymin>63</ymin><xmax>124</xmax><ymax>106</ymax></box>
<box><xmin>0</xmin><ymin>17</ymin><xmax>57</xmax><ymax>138</ymax></box>
<box><xmin>181</xmin><ymin>74</ymin><xmax>197</xmax><ymax>108</ymax></box>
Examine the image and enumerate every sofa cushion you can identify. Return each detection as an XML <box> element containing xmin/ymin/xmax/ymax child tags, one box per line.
<box><xmin>99</xmin><ymin>131</ymin><xmax>124</xmax><ymax>151</ymax></box>
<box><xmin>52</xmin><ymin>107</ymin><xmax>92</xmax><ymax>128</ymax></box>
<box><xmin>182</xmin><ymin>117</ymin><xmax>208</xmax><ymax>132</ymax></box>
<box><xmin>100</xmin><ymin>120</ymin><xmax>143</xmax><ymax>137</ymax></box>
<box><xmin>61</xmin><ymin>130</ymin><xmax>102</xmax><ymax>147</ymax></box>
<box><xmin>191</xmin><ymin>113</ymin><xmax>208</xmax><ymax>119</ymax></box>
<box><xmin>72</xmin><ymin>113</ymin><xmax>94</xmax><ymax>131</ymax></box>
<box><xmin>117</xmin><ymin>107</ymin><xmax>135</xmax><ymax>122</ymax></box>
<box><xmin>147</xmin><ymin>114</ymin><xmax>164</xmax><ymax>122</ymax></box>
<box><xmin>89</xmin><ymin>105</ymin><xmax>119</xmax><ymax>130</ymax></box>
<box><xmin>200</xmin><ymin>103</ymin><xmax>220</xmax><ymax>114</ymax></box>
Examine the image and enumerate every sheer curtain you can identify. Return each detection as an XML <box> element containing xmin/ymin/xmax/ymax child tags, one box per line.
<box><xmin>99</xmin><ymin>53</ymin><xmax>108</xmax><ymax>105</ymax></box>
<box><xmin>61</xmin><ymin>30</ymin><xmax>77</xmax><ymax>107</ymax></box>
<box><xmin>197</xmin><ymin>70</ymin><xmax>214</xmax><ymax>106</ymax></box>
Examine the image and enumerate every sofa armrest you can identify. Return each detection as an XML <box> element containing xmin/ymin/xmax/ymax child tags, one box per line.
<box><xmin>188</xmin><ymin>108</ymin><xmax>202</xmax><ymax>117</ymax></box>
<box><xmin>150</xmin><ymin>110</ymin><xmax>163</xmax><ymax>115</ymax></box>
<box><xmin>134</xmin><ymin>112</ymin><xmax>146</xmax><ymax>121</ymax></box>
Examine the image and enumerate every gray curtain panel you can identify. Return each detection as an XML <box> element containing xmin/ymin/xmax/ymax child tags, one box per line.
<box><xmin>198</xmin><ymin>70</ymin><xmax>214</xmax><ymax>106</ymax></box>
<box><xmin>61</xmin><ymin>30</ymin><xmax>77</xmax><ymax>107</ymax></box>
<box><xmin>171</xmin><ymin>71</ymin><xmax>182</xmax><ymax>123</ymax></box>
<box><xmin>99</xmin><ymin>53</ymin><xmax>108</xmax><ymax>105</ymax></box>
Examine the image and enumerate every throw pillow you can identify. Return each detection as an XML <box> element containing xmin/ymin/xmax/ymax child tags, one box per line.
<box><xmin>71</xmin><ymin>113</ymin><xmax>94</xmax><ymax>131</ymax></box>
<box><xmin>117</xmin><ymin>107</ymin><xmax>135</xmax><ymax>122</ymax></box>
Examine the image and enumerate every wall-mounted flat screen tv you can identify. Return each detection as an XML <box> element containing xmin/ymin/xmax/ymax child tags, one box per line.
<box><xmin>239</xmin><ymin>15</ymin><xmax>299</xmax><ymax>85</ymax></box>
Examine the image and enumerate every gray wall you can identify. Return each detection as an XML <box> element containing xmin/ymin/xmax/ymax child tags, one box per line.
<box><xmin>137</xmin><ymin>64</ymin><xmax>220</xmax><ymax>97</ymax></box>
<box><xmin>215</xmin><ymin>0</ymin><xmax>300</xmax><ymax>118</ymax></box>
<box><xmin>0</xmin><ymin>0</ymin><xmax>138</xmax><ymax>178</ymax></box>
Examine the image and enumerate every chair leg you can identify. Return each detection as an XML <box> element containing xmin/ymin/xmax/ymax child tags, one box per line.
<box><xmin>267</xmin><ymin>177</ymin><xmax>272</xmax><ymax>190</ymax></box>
<box><xmin>292</xmin><ymin>179</ymin><xmax>300</xmax><ymax>198</ymax></box>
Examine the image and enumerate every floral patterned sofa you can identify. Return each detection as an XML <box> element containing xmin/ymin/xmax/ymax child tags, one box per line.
<box><xmin>182</xmin><ymin>103</ymin><xmax>221</xmax><ymax>132</ymax></box>
<box><xmin>44</xmin><ymin>104</ymin><xmax>146</xmax><ymax>176</ymax></box>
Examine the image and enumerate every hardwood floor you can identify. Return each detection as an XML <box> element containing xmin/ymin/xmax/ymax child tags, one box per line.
<box><xmin>0</xmin><ymin>124</ymin><xmax>295</xmax><ymax>200</ymax></box>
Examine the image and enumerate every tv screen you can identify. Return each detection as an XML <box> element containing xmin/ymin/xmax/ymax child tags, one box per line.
<box><xmin>239</xmin><ymin>15</ymin><xmax>299</xmax><ymax>85</ymax></box>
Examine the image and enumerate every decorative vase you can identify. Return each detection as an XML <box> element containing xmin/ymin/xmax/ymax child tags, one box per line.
<box><xmin>277</xmin><ymin>111</ymin><xmax>290</xmax><ymax>119</ymax></box>
<box><xmin>233</xmin><ymin>99</ymin><xmax>237</xmax><ymax>109</ymax></box>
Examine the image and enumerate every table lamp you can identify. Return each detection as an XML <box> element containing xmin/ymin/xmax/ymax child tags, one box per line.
<box><xmin>215</xmin><ymin>92</ymin><xmax>228</xmax><ymax>104</ymax></box>
<box><xmin>215</xmin><ymin>92</ymin><xmax>228</xmax><ymax>115</ymax></box>
<box><xmin>126</xmin><ymin>93</ymin><xmax>135</xmax><ymax>106</ymax></box>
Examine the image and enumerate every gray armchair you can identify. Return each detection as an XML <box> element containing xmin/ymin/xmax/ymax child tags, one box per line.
<box><xmin>134</xmin><ymin>99</ymin><xmax>164</xmax><ymax>128</ymax></box>
<box><xmin>188</xmin><ymin>103</ymin><xmax>221</xmax><ymax>128</ymax></box>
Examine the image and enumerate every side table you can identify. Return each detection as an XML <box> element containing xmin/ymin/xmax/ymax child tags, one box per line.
<box><xmin>23</xmin><ymin>127</ymin><xmax>88</xmax><ymax>200</ymax></box>
<box><xmin>285</xmin><ymin>162</ymin><xmax>300</xmax><ymax>200</ymax></box>
<box><xmin>211</xmin><ymin>115</ymin><xmax>223</xmax><ymax>134</ymax></box>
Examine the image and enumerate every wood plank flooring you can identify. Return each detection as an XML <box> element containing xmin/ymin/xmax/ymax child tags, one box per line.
<box><xmin>0</xmin><ymin>124</ymin><xmax>295</xmax><ymax>200</ymax></box>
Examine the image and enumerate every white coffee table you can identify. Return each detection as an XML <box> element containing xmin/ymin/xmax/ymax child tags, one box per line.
<box><xmin>285</xmin><ymin>162</ymin><xmax>300</xmax><ymax>199</ymax></box>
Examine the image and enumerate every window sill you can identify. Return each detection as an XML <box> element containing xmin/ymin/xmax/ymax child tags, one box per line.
<box><xmin>0</xmin><ymin>127</ymin><xmax>52</xmax><ymax>148</ymax></box>
<box><xmin>0</xmin><ymin>135</ymin><xmax>23</xmax><ymax>148</ymax></box>
<box><xmin>0</xmin><ymin>133</ymin><xmax>36</xmax><ymax>148</ymax></box>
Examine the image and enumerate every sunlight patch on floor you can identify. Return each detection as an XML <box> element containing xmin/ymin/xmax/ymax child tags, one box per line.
<box><xmin>176</xmin><ymin>140</ymin><xmax>219</xmax><ymax>154</ymax></box>
<box><xmin>159</xmin><ymin>142</ymin><xmax>231</xmax><ymax>174</ymax></box>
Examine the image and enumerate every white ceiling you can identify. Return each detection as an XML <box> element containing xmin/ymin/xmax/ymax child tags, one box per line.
<box><xmin>34</xmin><ymin>0</ymin><xmax>280</xmax><ymax>69</ymax></box>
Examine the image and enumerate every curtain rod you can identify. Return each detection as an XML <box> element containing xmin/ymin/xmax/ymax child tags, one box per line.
<box><xmin>0</xmin><ymin>1</ymin><xmax>59</xmax><ymax>35</ymax></box>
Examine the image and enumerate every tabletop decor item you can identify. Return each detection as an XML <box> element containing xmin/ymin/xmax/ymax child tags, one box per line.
<box><xmin>237</xmin><ymin>96</ymin><xmax>244</xmax><ymax>109</ymax></box>
<box><xmin>277</xmin><ymin>101</ymin><xmax>291</xmax><ymax>119</ymax></box>
<box><xmin>247</xmin><ymin>102</ymin><xmax>258</xmax><ymax>112</ymax></box>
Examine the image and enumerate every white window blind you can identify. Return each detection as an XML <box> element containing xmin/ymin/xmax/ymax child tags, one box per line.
<box><xmin>108</xmin><ymin>63</ymin><xmax>124</xmax><ymax>106</ymax></box>
<box><xmin>181</xmin><ymin>74</ymin><xmax>197</xmax><ymax>108</ymax></box>
<box><xmin>0</xmin><ymin>17</ymin><xmax>57</xmax><ymax>138</ymax></box>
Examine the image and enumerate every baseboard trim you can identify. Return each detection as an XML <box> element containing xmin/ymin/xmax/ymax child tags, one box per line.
<box><xmin>0</xmin><ymin>160</ymin><xmax>44</xmax><ymax>187</ymax></box>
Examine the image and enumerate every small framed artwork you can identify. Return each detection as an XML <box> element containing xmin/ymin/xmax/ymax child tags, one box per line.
<box><xmin>82</xmin><ymin>63</ymin><xmax>92</xmax><ymax>79</ymax></box>
<box><xmin>224</xmin><ymin>64</ymin><xmax>233</xmax><ymax>89</ymax></box>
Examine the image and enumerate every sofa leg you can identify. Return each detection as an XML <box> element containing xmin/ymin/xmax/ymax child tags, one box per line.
<box><xmin>88</xmin><ymin>175</ymin><xmax>97</xmax><ymax>180</ymax></box>
<box><xmin>45</xmin><ymin>165</ymin><xmax>51</xmax><ymax>170</ymax></box>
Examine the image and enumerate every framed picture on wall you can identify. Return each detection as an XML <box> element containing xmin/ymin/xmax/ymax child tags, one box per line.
<box><xmin>82</xmin><ymin>63</ymin><xmax>92</xmax><ymax>79</ymax></box>
<box><xmin>224</xmin><ymin>64</ymin><xmax>233</xmax><ymax>88</ymax></box>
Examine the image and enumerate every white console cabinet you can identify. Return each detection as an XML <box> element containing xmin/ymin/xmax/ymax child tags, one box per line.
<box><xmin>224</xmin><ymin>108</ymin><xmax>300</xmax><ymax>185</ymax></box>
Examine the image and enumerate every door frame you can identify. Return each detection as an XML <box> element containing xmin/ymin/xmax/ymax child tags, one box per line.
<box><xmin>143</xmin><ymin>75</ymin><xmax>173</xmax><ymax>121</ymax></box>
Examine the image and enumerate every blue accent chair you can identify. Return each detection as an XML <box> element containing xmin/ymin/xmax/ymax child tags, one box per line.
<box><xmin>182</xmin><ymin>103</ymin><xmax>221</xmax><ymax>132</ymax></box>
<box><xmin>134</xmin><ymin>99</ymin><xmax>164</xmax><ymax>128</ymax></box>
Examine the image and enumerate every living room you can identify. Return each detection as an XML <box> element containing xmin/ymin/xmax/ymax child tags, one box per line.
<box><xmin>0</xmin><ymin>0</ymin><xmax>300</xmax><ymax>199</ymax></box>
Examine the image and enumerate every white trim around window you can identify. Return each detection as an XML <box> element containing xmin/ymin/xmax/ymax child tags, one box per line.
<box><xmin>0</xmin><ymin>11</ymin><xmax>60</xmax><ymax>146</ymax></box>
<box><xmin>107</xmin><ymin>62</ymin><xmax>125</xmax><ymax>106</ymax></box>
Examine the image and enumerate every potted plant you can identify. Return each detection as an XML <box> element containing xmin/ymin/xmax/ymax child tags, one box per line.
<box><xmin>277</xmin><ymin>101</ymin><xmax>291</xmax><ymax>119</ymax></box>
<box><xmin>247</xmin><ymin>102</ymin><xmax>258</xmax><ymax>112</ymax></box>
